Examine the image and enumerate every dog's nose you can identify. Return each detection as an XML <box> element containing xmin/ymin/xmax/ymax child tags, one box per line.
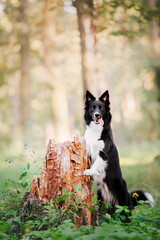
<box><xmin>95</xmin><ymin>113</ymin><xmax>100</xmax><ymax>118</ymax></box>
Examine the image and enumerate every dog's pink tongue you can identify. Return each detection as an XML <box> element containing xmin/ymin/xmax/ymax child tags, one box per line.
<box><xmin>98</xmin><ymin>118</ymin><xmax>104</xmax><ymax>126</ymax></box>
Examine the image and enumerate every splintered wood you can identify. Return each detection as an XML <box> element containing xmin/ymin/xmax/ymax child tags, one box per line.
<box><xmin>25</xmin><ymin>134</ymin><xmax>93</xmax><ymax>225</ymax></box>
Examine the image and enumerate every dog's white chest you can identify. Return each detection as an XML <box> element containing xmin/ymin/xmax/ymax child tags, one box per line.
<box><xmin>85</xmin><ymin>122</ymin><xmax>104</xmax><ymax>162</ymax></box>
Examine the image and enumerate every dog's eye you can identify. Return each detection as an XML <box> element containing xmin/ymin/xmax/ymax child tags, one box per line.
<box><xmin>99</xmin><ymin>106</ymin><xmax>104</xmax><ymax>111</ymax></box>
<box><xmin>91</xmin><ymin>106</ymin><xmax>95</xmax><ymax>112</ymax></box>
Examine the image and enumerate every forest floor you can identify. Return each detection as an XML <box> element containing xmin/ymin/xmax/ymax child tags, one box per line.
<box><xmin>0</xmin><ymin>141</ymin><xmax>160</xmax><ymax>239</ymax></box>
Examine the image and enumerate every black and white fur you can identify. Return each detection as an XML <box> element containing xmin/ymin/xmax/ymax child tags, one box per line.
<box><xmin>84</xmin><ymin>90</ymin><xmax>154</xmax><ymax>209</ymax></box>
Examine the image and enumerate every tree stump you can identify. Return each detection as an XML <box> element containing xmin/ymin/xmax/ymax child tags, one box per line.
<box><xmin>20</xmin><ymin>134</ymin><xmax>94</xmax><ymax>226</ymax></box>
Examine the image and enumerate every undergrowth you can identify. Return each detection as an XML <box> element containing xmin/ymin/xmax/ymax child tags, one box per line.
<box><xmin>0</xmin><ymin>183</ymin><xmax>160</xmax><ymax>240</ymax></box>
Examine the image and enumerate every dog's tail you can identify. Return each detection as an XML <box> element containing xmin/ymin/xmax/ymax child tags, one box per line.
<box><xmin>129</xmin><ymin>190</ymin><xmax>154</xmax><ymax>207</ymax></box>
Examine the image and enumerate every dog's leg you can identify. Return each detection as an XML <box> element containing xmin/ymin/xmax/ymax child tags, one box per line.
<box><xmin>84</xmin><ymin>151</ymin><xmax>107</xmax><ymax>176</ymax></box>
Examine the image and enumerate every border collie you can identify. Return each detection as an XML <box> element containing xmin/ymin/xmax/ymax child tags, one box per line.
<box><xmin>84</xmin><ymin>90</ymin><xmax>154</xmax><ymax>210</ymax></box>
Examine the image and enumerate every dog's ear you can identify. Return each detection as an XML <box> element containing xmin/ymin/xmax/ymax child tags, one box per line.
<box><xmin>99</xmin><ymin>90</ymin><xmax>109</xmax><ymax>103</ymax></box>
<box><xmin>85</xmin><ymin>90</ymin><xmax>96</xmax><ymax>102</ymax></box>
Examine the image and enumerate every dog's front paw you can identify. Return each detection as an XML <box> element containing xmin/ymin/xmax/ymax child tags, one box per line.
<box><xmin>84</xmin><ymin>169</ymin><xmax>92</xmax><ymax>176</ymax></box>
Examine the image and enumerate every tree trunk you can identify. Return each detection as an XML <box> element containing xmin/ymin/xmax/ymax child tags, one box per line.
<box><xmin>20</xmin><ymin>134</ymin><xmax>93</xmax><ymax>226</ymax></box>
<box><xmin>148</xmin><ymin>0</ymin><xmax>160</xmax><ymax>100</ymax></box>
<box><xmin>11</xmin><ymin>73</ymin><xmax>21</xmax><ymax>144</ymax></box>
<box><xmin>148</xmin><ymin>0</ymin><xmax>160</xmax><ymax>59</ymax></box>
<box><xmin>74</xmin><ymin>0</ymin><xmax>100</xmax><ymax>98</ymax></box>
<box><xmin>43</xmin><ymin>0</ymin><xmax>70</xmax><ymax>141</ymax></box>
<box><xmin>51</xmin><ymin>84</ymin><xmax>71</xmax><ymax>141</ymax></box>
<box><xmin>148</xmin><ymin>0</ymin><xmax>160</xmax><ymax>137</ymax></box>
<box><xmin>19</xmin><ymin>0</ymin><xmax>31</xmax><ymax>145</ymax></box>
<box><xmin>43</xmin><ymin>0</ymin><xmax>55</xmax><ymax>76</ymax></box>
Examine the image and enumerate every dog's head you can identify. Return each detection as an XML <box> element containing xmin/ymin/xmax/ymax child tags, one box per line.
<box><xmin>84</xmin><ymin>90</ymin><xmax>111</xmax><ymax>126</ymax></box>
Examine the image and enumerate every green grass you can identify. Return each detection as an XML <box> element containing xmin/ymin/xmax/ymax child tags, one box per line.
<box><xmin>119</xmin><ymin>141</ymin><xmax>160</xmax><ymax>203</ymax></box>
<box><xmin>0</xmin><ymin>141</ymin><xmax>160</xmax><ymax>239</ymax></box>
<box><xmin>0</xmin><ymin>148</ymin><xmax>43</xmax><ymax>200</ymax></box>
<box><xmin>119</xmin><ymin>141</ymin><xmax>160</xmax><ymax>166</ymax></box>
<box><xmin>122</xmin><ymin>162</ymin><xmax>160</xmax><ymax>202</ymax></box>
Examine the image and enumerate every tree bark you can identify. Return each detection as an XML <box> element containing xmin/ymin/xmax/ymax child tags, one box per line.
<box><xmin>148</xmin><ymin>0</ymin><xmax>160</xmax><ymax>59</ymax></box>
<box><xmin>148</xmin><ymin>0</ymin><xmax>160</xmax><ymax>101</ymax></box>
<box><xmin>21</xmin><ymin>134</ymin><xmax>93</xmax><ymax>226</ymax></box>
<box><xmin>43</xmin><ymin>0</ymin><xmax>70</xmax><ymax>141</ymax></box>
<box><xmin>19</xmin><ymin>0</ymin><xmax>31</xmax><ymax>145</ymax></box>
<box><xmin>12</xmin><ymin>73</ymin><xmax>21</xmax><ymax>144</ymax></box>
<box><xmin>74</xmin><ymin>0</ymin><xmax>100</xmax><ymax>98</ymax></box>
<box><xmin>148</xmin><ymin>0</ymin><xmax>160</xmax><ymax>138</ymax></box>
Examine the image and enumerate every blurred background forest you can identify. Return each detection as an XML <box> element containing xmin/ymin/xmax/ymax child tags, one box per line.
<box><xmin>1</xmin><ymin>3</ymin><xmax>160</xmax><ymax>238</ymax></box>
<box><xmin>0</xmin><ymin>0</ymin><xmax>160</xmax><ymax>167</ymax></box>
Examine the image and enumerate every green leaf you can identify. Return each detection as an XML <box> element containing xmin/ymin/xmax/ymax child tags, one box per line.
<box><xmin>120</xmin><ymin>215</ymin><xmax>126</xmax><ymax>221</ymax></box>
<box><xmin>86</xmin><ymin>206</ymin><xmax>97</xmax><ymax>212</ymax></box>
<box><xmin>70</xmin><ymin>193</ymin><xmax>75</xmax><ymax>197</ymax></box>
<box><xmin>91</xmin><ymin>197</ymin><xmax>98</xmax><ymax>203</ymax></box>
<box><xmin>21</xmin><ymin>182</ymin><xmax>28</xmax><ymax>188</ymax></box>
<box><xmin>139</xmin><ymin>222</ymin><xmax>146</xmax><ymax>227</ymax></box>
<box><xmin>138</xmin><ymin>200</ymin><xmax>145</xmax><ymax>205</ymax></box>
<box><xmin>62</xmin><ymin>189</ymin><xmax>69</xmax><ymax>194</ymax></box>
<box><xmin>57</xmin><ymin>194</ymin><xmax>67</xmax><ymax>202</ymax></box>
<box><xmin>13</xmin><ymin>216</ymin><xmax>21</xmax><ymax>224</ymax></box>
<box><xmin>105</xmin><ymin>213</ymin><xmax>111</xmax><ymax>219</ymax></box>
<box><xmin>115</xmin><ymin>209</ymin><xmax>123</xmax><ymax>213</ymax></box>
<box><xmin>27</xmin><ymin>162</ymin><xmax>30</xmax><ymax>169</ymax></box>
<box><xmin>74</xmin><ymin>186</ymin><xmax>82</xmax><ymax>192</ymax></box>
<box><xmin>19</xmin><ymin>172</ymin><xmax>27</xmax><ymax>180</ymax></box>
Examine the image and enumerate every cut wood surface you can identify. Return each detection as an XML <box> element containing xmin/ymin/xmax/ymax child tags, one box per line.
<box><xmin>22</xmin><ymin>134</ymin><xmax>93</xmax><ymax>225</ymax></box>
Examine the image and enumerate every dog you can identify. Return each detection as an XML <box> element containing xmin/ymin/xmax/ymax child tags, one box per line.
<box><xmin>83</xmin><ymin>90</ymin><xmax>154</xmax><ymax>211</ymax></box>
